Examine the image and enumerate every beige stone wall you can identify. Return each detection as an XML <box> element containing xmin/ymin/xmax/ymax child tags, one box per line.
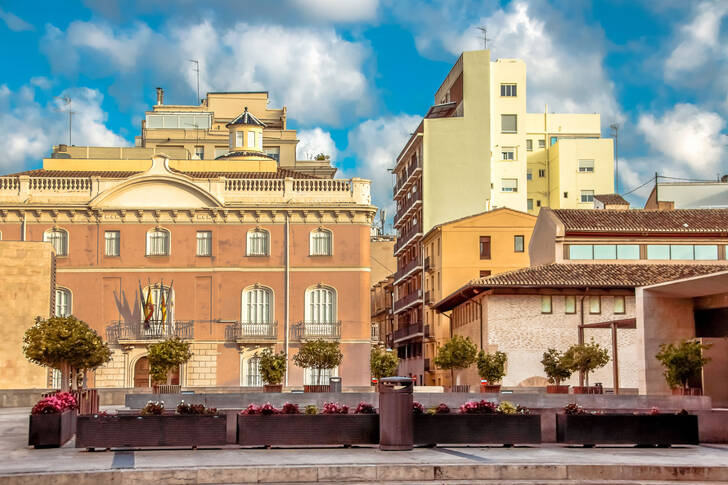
<box><xmin>186</xmin><ymin>342</ymin><xmax>219</xmax><ymax>387</ymax></box>
<box><xmin>94</xmin><ymin>349</ymin><xmax>126</xmax><ymax>388</ymax></box>
<box><xmin>0</xmin><ymin>242</ymin><xmax>54</xmax><ymax>389</ymax></box>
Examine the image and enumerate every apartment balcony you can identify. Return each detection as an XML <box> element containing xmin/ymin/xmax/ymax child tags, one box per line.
<box><xmin>292</xmin><ymin>321</ymin><xmax>342</xmax><ymax>340</ymax></box>
<box><xmin>393</xmin><ymin>157</ymin><xmax>423</xmax><ymax>198</ymax></box>
<box><xmin>424</xmin><ymin>358</ymin><xmax>431</xmax><ymax>372</ymax></box>
<box><xmin>424</xmin><ymin>324</ymin><xmax>434</xmax><ymax>340</ymax></box>
<box><xmin>424</xmin><ymin>290</ymin><xmax>434</xmax><ymax>305</ymax></box>
<box><xmin>393</xmin><ymin>257</ymin><xmax>422</xmax><ymax>285</ymax></box>
<box><xmin>393</xmin><ymin>321</ymin><xmax>424</xmax><ymax>343</ymax></box>
<box><xmin>394</xmin><ymin>222</ymin><xmax>423</xmax><ymax>256</ymax></box>
<box><xmin>106</xmin><ymin>320</ymin><xmax>193</xmax><ymax>344</ymax></box>
<box><xmin>393</xmin><ymin>289</ymin><xmax>422</xmax><ymax>314</ymax></box>
<box><xmin>424</xmin><ymin>256</ymin><xmax>433</xmax><ymax>272</ymax></box>
<box><xmin>393</xmin><ymin>188</ymin><xmax>422</xmax><ymax>228</ymax></box>
<box><xmin>225</xmin><ymin>321</ymin><xmax>278</xmax><ymax>342</ymax></box>
<box><xmin>371</xmin><ymin>324</ymin><xmax>380</xmax><ymax>343</ymax></box>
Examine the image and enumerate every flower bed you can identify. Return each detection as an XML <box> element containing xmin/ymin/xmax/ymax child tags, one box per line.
<box><xmin>556</xmin><ymin>403</ymin><xmax>699</xmax><ymax>446</ymax></box>
<box><xmin>412</xmin><ymin>400</ymin><xmax>541</xmax><ymax>446</ymax></box>
<box><xmin>237</xmin><ymin>402</ymin><xmax>378</xmax><ymax>447</ymax></box>
<box><xmin>28</xmin><ymin>392</ymin><xmax>78</xmax><ymax>448</ymax></box>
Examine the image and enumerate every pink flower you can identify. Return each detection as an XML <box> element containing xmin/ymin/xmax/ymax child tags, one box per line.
<box><xmin>31</xmin><ymin>392</ymin><xmax>77</xmax><ymax>415</ymax></box>
<box><xmin>322</xmin><ymin>402</ymin><xmax>349</xmax><ymax>414</ymax></box>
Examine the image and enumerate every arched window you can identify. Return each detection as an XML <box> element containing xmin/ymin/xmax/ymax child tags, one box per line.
<box><xmin>242</xmin><ymin>286</ymin><xmax>272</xmax><ymax>323</ymax></box>
<box><xmin>310</xmin><ymin>228</ymin><xmax>332</xmax><ymax>256</ymax></box>
<box><xmin>305</xmin><ymin>286</ymin><xmax>336</xmax><ymax>323</ymax></box>
<box><xmin>244</xmin><ymin>354</ymin><xmax>262</xmax><ymax>387</ymax></box>
<box><xmin>55</xmin><ymin>288</ymin><xmax>71</xmax><ymax>317</ymax></box>
<box><xmin>146</xmin><ymin>228</ymin><xmax>170</xmax><ymax>256</ymax></box>
<box><xmin>44</xmin><ymin>228</ymin><xmax>68</xmax><ymax>256</ymax></box>
<box><xmin>247</xmin><ymin>228</ymin><xmax>269</xmax><ymax>256</ymax></box>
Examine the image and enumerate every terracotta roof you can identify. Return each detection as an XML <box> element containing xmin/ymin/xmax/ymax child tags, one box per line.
<box><xmin>594</xmin><ymin>194</ymin><xmax>629</xmax><ymax>206</ymax></box>
<box><xmin>434</xmin><ymin>263</ymin><xmax>728</xmax><ymax>311</ymax></box>
<box><xmin>5</xmin><ymin>169</ymin><xmax>140</xmax><ymax>178</ymax></box>
<box><xmin>4</xmin><ymin>168</ymin><xmax>316</xmax><ymax>180</ymax></box>
<box><xmin>226</xmin><ymin>106</ymin><xmax>266</xmax><ymax>127</ymax></box>
<box><xmin>551</xmin><ymin>209</ymin><xmax>728</xmax><ymax>233</ymax></box>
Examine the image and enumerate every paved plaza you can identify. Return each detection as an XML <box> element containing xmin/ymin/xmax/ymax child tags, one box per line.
<box><xmin>2</xmin><ymin>408</ymin><xmax>728</xmax><ymax>484</ymax></box>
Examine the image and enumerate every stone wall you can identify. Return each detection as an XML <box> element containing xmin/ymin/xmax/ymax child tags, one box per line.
<box><xmin>94</xmin><ymin>349</ymin><xmax>126</xmax><ymax>388</ymax></box>
<box><xmin>186</xmin><ymin>342</ymin><xmax>219</xmax><ymax>386</ymax></box>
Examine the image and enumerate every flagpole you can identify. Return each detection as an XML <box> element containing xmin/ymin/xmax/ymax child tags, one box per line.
<box><xmin>167</xmin><ymin>280</ymin><xmax>175</xmax><ymax>326</ymax></box>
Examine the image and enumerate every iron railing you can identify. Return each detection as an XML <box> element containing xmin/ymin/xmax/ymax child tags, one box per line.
<box><xmin>393</xmin><ymin>321</ymin><xmax>423</xmax><ymax>341</ymax></box>
<box><xmin>393</xmin><ymin>289</ymin><xmax>422</xmax><ymax>313</ymax></box>
<box><xmin>106</xmin><ymin>320</ymin><xmax>194</xmax><ymax>343</ymax></box>
<box><xmin>292</xmin><ymin>321</ymin><xmax>342</xmax><ymax>340</ymax></box>
<box><xmin>225</xmin><ymin>321</ymin><xmax>278</xmax><ymax>341</ymax></box>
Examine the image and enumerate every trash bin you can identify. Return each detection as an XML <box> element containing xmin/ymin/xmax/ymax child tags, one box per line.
<box><xmin>378</xmin><ymin>376</ymin><xmax>414</xmax><ymax>451</ymax></box>
<box><xmin>329</xmin><ymin>376</ymin><xmax>342</xmax><ymax>393</ymax></box>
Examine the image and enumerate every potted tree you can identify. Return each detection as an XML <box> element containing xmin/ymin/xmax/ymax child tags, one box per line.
<box><xmin>656</xmin><ymin>340</ymin><xmax>712</xmax><ymax>396</ymax></box>
<box><xmin>563</xmin><ymin>340</ymin><xmax>609</xmax><ymax>394</ymax></box>
<box><xmin>293</xmin><ymin>339</ymin><xmax>343</xmax><ymax>392</ymax></box>
<box><xmin>260</xmin><ymin>348</ymin><xmax>287</xmax><ymax>392</ymax></box>
<box><xmin>434</xmin><ymin>335</ymin><xmax>477</xmax><ymax>392</ymax></box>
<box><xmin>370</xmin><ymin>345</ymin><xmax>398</xmax><ymax>385</ymax></box>
<box><xmin>148</xmin><ymin>337</ymin><xmax>192</xmax><ymax>393</ymax></box>
<box><xmin>541</xmin><ymin>348</ymin><xmax>572</xmax><ymax>393</ymax></box>
<box><xmin>476</xmin><ymin>350</ymin><xmax>507</xmax><ymax>393</ymax></box>
<box><xmin>23</xmin><ymin>316</ymin><xmax>111</xmax><ymax>447</ymax></box>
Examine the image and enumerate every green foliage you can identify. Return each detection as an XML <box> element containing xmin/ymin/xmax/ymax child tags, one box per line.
<box><xmin>259</xmin><ymin>348</ymin><xmax>287</xmax><ymax>385</ymax></box>
<box><xmin>314</xmin><ymin>153</ymin><xmax>330</xmax><ymax>160</ymax></box>
<box><xmin>434</xmin><ymin>335</ymin><xmax>478</xmax><ymax>371</ymax></box>
<box><xmin>293</xmin><ymin>339</ymin><xmax>343</xmax><ymax>385</ymax></box>
<box><xmin>655</xmin><ymin>340</ymin><xmax>712</xmax><ymax>389</ymax></box>
<box><xmin>497</xmin><ymin>401</ymin><xmax>517</xmax><ymax>415</ymax></box>
<box><xmin>370</xmin><ymin>346</ymin><xmax>398</xmax><ymax>379</ymax></box>
<box><xmin>563</xmin><ymin>340</ymin><xmax>610</xmax><ymax>386</ymax></box>
<box><xmin>541</xmin><ymin>348</ymin><xmax>573</xmax><ymax>385</ymax></box>
<box><xmin>304</xmin><ymin>404</ymin><xmax>318</xmax><ymax>415</ymax></box>
<box><xmin>476</xmin><ymin>350</ymin><xmax>507</xmax><ymax>383</ymax></box>
<box><xmin>23</xmin><ymin>316</ymin><xmax>111</xmax><ymax>371</ymax></box>
<box><xmin>148</xmin><ymin>338</ymin><xmax>192</xmax><ymax>384</ymax></box>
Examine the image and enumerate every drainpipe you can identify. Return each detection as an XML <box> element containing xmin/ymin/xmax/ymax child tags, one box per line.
<box><xmin>21</xmin><ymin>210</ymin><xmax>26</xmax><ymax>241</ymax></box>
<box><xmin>578</xmin><ymin>292</ymin><xmax>586</xmax><ymax>387</ymax></box>
<box><xmin>472</xmin><ymin>297</ymin><xmax>484</xmax><ymax>351</ymax></box>
<box><xmin>284</xmin><ymin>211</ymin><xmax>290</xmax><ymax>386</ymax></box>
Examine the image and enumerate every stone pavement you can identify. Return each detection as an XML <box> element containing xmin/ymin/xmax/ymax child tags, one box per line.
<box><xmin>2</xmin><ymin>408</ymin><xmax>728</xmax><ymax>484</ymax></box>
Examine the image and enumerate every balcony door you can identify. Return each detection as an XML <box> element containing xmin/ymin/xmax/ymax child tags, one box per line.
<box><xmin>242</xmin><ymin>286</ymin><xmax>272</xmax><ymax>337</ymax></box>
<box><xmin>305</xmin><ymin>286</ymin><xmax>336</xmax><ymax>337</ymax></box>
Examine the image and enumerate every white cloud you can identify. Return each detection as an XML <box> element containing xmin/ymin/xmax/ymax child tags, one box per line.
<box><xmin>345</xmin><ymin>114</ymin><xmax>421</xmax><ymax>218</ymax></box>
<box><xmin>0</xmin><ymin>7</ymin><xmax>33</xmax><ymax>32</ymax></box>
<box><xmin>290</xmin><ymin>0</ymin><xmax>379</xmax><ymax>22</ymax></box>
<box><xmin>41</xmin><ymin>20</ymin><xmax>373</xmax><ymax>126</ymax></box>
<box><xmin>637</xmin><ymin>104</ymin><xmax>728</xmax><ymax>179</ymax></box>
<box><xmin>296</xmin><ymin>128</ymin><xmax>339</xmax><ymax>161</ymax></box>
<box><xmin>0</xmin><ymin>84</ymin><xmax>128</xmax><ymax>173</ymax></box>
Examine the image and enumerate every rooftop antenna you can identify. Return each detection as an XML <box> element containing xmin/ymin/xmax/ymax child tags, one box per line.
<box><xmin>54</xmin><ymin>96</ymin><xmax>75</xmax><ymax>146</ymax></box>
<box><xmin>477</xmin><ymin>26</ymin><xmax>491</xmax><ymax>49</ymax></box>
<box><xmin>189</xmin><ymin>59</ymin><xmax>200</xmax><ymax>104</ymax></box>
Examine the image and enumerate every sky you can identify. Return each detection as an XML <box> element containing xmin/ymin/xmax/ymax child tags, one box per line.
<box><xmin>1</xmin><ymin>0</ymin><xmax>727</xmax><ymax>224</ymax></box>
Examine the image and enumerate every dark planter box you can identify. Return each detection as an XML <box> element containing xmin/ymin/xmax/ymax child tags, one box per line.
<box><xmin>546</xmin><ymin>385</ymin><xmax>569</xmax><ymax>394</ymax></box>
<box><xmin>28</xmin><ymin>410</ymin><xmax>77</xmax><ymax>448</ymax></box>
<box><xmin>414</xmin><ymin>414</ymin><xmax>541</xmax><ymax>446</ymax></box>
<box><xmin>263</xmin><ymin>384</ymin><xmax>282</xmax><ymax>392</ymax></box>
<box><xmin>303</xmin><ymin>385</ymin><xmax>330</xmax><ymax>392</ymax></box>
<box><xmin>556</xmin><ymin>414</ymin><xmax>699</xmax><ymax>446</ymax></box>
<box><xmin>76</xmin><ymin>414</ymin><xmax>227</xmax><ymax>449</ymax></box>
<box><xmin>238</xmin><ymin>414</ymin><xmax>379</xmax><ymax>446</ymax></box>
<box><xmin>479</xmin><ymin>384</ymin><xmax>501</xmax><ymax>393</ymax></box>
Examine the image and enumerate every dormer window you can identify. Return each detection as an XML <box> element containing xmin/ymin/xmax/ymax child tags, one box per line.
<box><xmin>236</xmin><ymin>132</ymin><xmax>243</xmax><ymax>149</ymax></box>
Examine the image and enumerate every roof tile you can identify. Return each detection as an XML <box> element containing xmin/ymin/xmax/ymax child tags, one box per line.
<box><xmin>552</xmin><ymin>209</ymin><xmax>728</xmax><ymax>233</ymax></box>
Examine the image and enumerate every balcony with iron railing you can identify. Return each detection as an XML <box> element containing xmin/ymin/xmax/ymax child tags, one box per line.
<box><xmin>394</xmin><ymin>221</ymin><xmax>423</xmax><ymax>255</ymax></box>
<box><xmin>393</xmin><ymin>157</ymin><xmax>423</xmax><ymax>197</ymax></box>
<box><xmin>393</xmin><ymin>256</ymin><xmax>422</xmax><ymax>284</ymax></box>
<box><xmin>424</xmin><ymin>256</ymin><xmax>432</xmax><ymax>272</ymax></box>
<box><xmin>106</xmin><ymin>320</ymin><xmax>194</xmax><ymax>343</ymax></box>
<box><xmin>393</xmin><ymin>289</ymin><xmax>422</xmax><ymax>314</ymax></box>
<box><xmin>292</xmin><ymin>321</ymin><xmax>342</xmax><ymax>340</ymax></box>
<box><xmin>225</xmin><ymin>321</ymin><xmax>278</xmax><ymax>342</ymax></box>
<box><xmin>393</xmin><ymin>321</ymin><xmax>424</xmax><ymax>342</ymax></box>
<box><xmin>371</xmin><ymin>324</ymin><xmax>380</xmax><ymax>343</ymax></box>
<box><xmin>394</xmin><ymin>187</ymin><xmax>422</xmax><ymax>227</ymax></box>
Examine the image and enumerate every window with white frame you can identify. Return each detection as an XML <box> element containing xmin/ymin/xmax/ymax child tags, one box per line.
<box><xmin>589</xmin><ymin>296</ymin><xmax>601</xmax><ymax>314</ymax></box>
<box><xmin>229</xmin><ymin>131</ymin><xmax>235</xmax><ymax>150</ymax></box>
<box><xmin>305</xmin><ymin>287</ymin><xmax>336</xmax><ymax>323</ymax></box>
<box><xmin>500</xmin><ymin>83</ymin><xmax>517</xmax><ymax>96</ymax></box>
<box><xmin>501</xmin><ymin>114</ymin><xmax>517</xmax><ymax>133</ymax></box>
<box><xmin>247</xmin><ymin>131</ymin><xmax>255</xmax><ymax>148</ymax></box>
<box><xmin>304</xmin><ymin>366</ymin><xmax>338</xmax><ymax>386</ymax></box>
<box><xmin>242</xmin><ymin>286</ymin><xmax>272</xmax><ymax>323</ymax></box>
<box><xmin>501</xmin><ymin>178</ymin><xmax>518</xmax><ymax>192</ymax></box>
<box><xmin>44</xmin><ymin>229</ymin><xmax>68</xmax><ymax>256</ymax></box>
<box><xmin>614</xmin><ymin>295</ymin><xmax>625</xmax><ymax>314</ymax></box>
<box><xmin>580</xmin><ymin>190</ymin><xmax>595</xmax><ymax>203</ymax></box>
<box><xmin>196</xmin><ymin>231</ymin><xmax>212</xmax><ymax>256</ymax></box>
<box><xmin>235</xmin><ymin>131</ymin><xmax>243</xmax><ymax>149</ymax></box>
<box><xmin>527</xmin><ymin>199</ymin><xmax>534</xmax><ymax>211</ymax></box>
<box><xmin>310</xmin><ymin>228</ymin><xmax>333</xmax><ymax>256</ymax></box>
<box><xmin>247</xmin><ymin>229</ymin><xmax>269</xmax><ymax>256</ymax></box>
<box><xmin>578</xmin><ymin>159</ymin><xmax>595</xmax><ymax>172</ymax></box>
<box><xmin>501</xmin><ymin>147</ymin><xmax>516</xmax><ymax>160</ymax></box>
<box><xmin>105</xmin><ymin>231</ymin><xmax>120</xmax><ymax>257</ymax></box>
<box><xmin>538</xmin><ymin>139</ymin><xmax>545</xmax><ymax>148</ymax></box>
<box><xmin>244</xmin><ymin>355</ymin><xmax>263</xmax><ymax>387</ymax></box>
<box><xmin>146</xmin><ymin>228</ymin><xmax>170</xmax><ymax>256</ymax></box>
<box><xmin>541</xmin><ymin>295</ymin><xmax>552</xmax><ymax>314</ymax></box>
<box><xmin>526</xmin><ymin>139</ymin><xmax>533</xmax><ymax>151</ymax></box>
<box><xmin>55</xmin><ymin>288</ymin><xmax>71</xmax><ymax>317</ymax></box>
<box><xmin>256</xmin><ymin>132</ymin><xmax>262</xmax><ymax>150</ymax></box>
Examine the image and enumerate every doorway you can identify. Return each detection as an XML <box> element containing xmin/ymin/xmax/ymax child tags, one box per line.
<box><xmin>133</xmin><ymin>356</ymin><xmax>181</xmax><ymax>387</ymax></box>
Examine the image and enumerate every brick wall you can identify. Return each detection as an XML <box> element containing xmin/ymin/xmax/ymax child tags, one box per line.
<box><xmin>186</xmin><ymin>342</ymin><xmax>219</xmax><ymax>386</ymax></box>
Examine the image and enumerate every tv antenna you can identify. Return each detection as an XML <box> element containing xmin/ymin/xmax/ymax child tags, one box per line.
<box><xmin>189</xmin><ymin>59</ymin><xmax>200</xmax><ymax>104</ymax></box>
<box><xmin>54</xmin><ymin>96</ymin><xmax>75</xmax><ymax>146</ymax></box>
<box><xmin>477</xmin><ymin>26</ymin><xmax>491</xmax><ymax>49</ymax></box>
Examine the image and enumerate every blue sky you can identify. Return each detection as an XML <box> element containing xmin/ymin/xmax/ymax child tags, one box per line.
<box><xmin>1</xmin><ymin>0</ymin><xmax>727</xmax><ymax>220</ymax></box>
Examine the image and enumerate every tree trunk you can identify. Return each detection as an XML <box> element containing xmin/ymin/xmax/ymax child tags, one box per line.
<box><xmin>71</xmin><ymin>368</ymin><xmax>78</xmax><ymax>391</ymax></box>
<box><xmin>60</xmin><ymin>362</ymin><xmax>70</xmax><ymax>392</ymax></box>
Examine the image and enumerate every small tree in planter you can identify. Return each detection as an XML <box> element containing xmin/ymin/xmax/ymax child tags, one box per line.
<box><xmin>23</xmin><ymin>316</ymin><xmax>111</xmax><ymax>391</ymax></box>
<box><xmin>541</xmin><ymin>348</ymin><xmax>573</xmax><ymax>393</ymax></box>
<box><xmin>563</xmin><ymin>340</ymin><xmax>609</xmax><ymax>393</ymax></box>
<box><xmin>655</xmin><ymin>340</ymin><xmax>712</xmax><ymax>395</ymax></box>
<box><xmin>293</xmin><ymin>339</ymin><xmax>343</xmax><ymax>391</ymax></box>
<box><xmin>370</xmin><ymin>345</ymin><xmax>398</xmax><ymax>382</ymax></box>
<box><xmin>434</xmin><ymin>335</ymin><xmax>477</xmax><ymax>391</ymax></box>
<box><xmin>259</xmin><ymin>348</ymin><xmax>287</xmax><ymax>392</ymax></box>
<box><xmin>476</xmin><ymin>350</ymin><xmax>507</xmax><ymax>392</ymax></box>
<box><xmin>148</xmin><ymin>338</ymin><xmax>192</xmax><ymax>386</ymax></box>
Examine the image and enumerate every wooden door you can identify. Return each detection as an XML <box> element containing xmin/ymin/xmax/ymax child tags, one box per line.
<box><xmin>134</xmin><ymin>357</ymin><xmax>150</xmax><ymax>388</ymax></box>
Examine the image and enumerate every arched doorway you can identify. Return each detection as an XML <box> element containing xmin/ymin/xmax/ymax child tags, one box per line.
<box><xmin>133</xmin><ymin>356</ymin><xmax>181</xmax><ymax>387</ymax></box>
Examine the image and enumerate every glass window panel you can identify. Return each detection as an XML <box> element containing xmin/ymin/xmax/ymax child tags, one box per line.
<box><xmin>617</xmin><ymin>245</ymin><xmax>640</xmax><ymax>260</ymax></box>
<box><xmin>694</xmin><ymin>245</ymin><xmax>718</xmax><ymax>260</ymax></box>
<box><xmin>256</xmin><ymin>132</ymin><xmax>262</xmax><ymax>150</ymax></box>
<box><xmin>647</xmin><ymin>245</ymin><xmax>670</xmax><ymax>260</ymax></box>
<box><xmin>195</xmin><ymin>114</ymin><xmax>211</xmax><ymax>129</ymax></box>
<box><xmin>578</xmin><ymin>159</ymin><xmax>595</xmax><ymax>172</ymax></box>
<box><xmin>569</xmin><ymin>245</ymin><xmax>593</xmax><ymax>260</ymax></box>
<box><xmin>670</xmin><ymin>245</ymin><xmax>694</xmax><ymax>260</ymax></box>
<box><xmin>565</xmin><ymin>295</ymin><xmax>576</xmax><ymax>314</ymax></box>
<box><xmin>526</xmin><ymin>139</ymin><xmax>533</xmax><ymax>151</ymax></box>
<box><xmin>247</xmin><ymin>131</ymin><xmax>255</xmax><ymax>148</ymax></box>
<box><xmin>501</xmin><ymin>114</ymin><xmax>517</xmax><ymax>133</ymax></box>
<box><xmin>146</xmin><ymin>115</ymin><xmax>163</xmax><ymax>128</ymax></box>
<box><xmin>527</xmin><ymin>199</ymin><xmax>533</xmax><ymax>211</ymax></box>
<box><xmin>538</xmin><ymin>139</ymin><xmax>545</xmax><ymax>148</ymax></box>
<box><xmin>501</xmin><ymin>178</ymin><xmax>518</xmax><ymax>192</ymax></box>
<box><xmin>196</xmin><ymin>231</ymin><xmax>212</xmax><ymax>256</ymax></box>
<box><xmin>247</xmin><ymin>230</ymin><xmax>269</xmax><ymax>256</ymax></box>
<box><xmin>105</xmin><ymin>231</ymin><xmax>120</xmax><ymax>256</ymax></box>
<box><xmin>614</xmin><ymin>296</ymin><xmax>625</xmax><ymax>314</ymax></box>
<box><xmin>580</xmin><ymin>190</ymin><xmax>595</xmax><ymax>203</ymax></box>
<box><xmin>55</xmin><ymin>289</ymin><xmax>71</xmax><ymax>317</ymax></box>
<box><xmin>162</xmin><ymin>115</ymin><xmax>178</xmax><ymax>128</ymax></box>
<box><xmin>541</xmin><ymin>295</ymin><xmax>552</xmax><ymax>314</ymax></box>
<box><xmin>593</xmin><ymin>245</ymin><xmax>617</xmax><ymax>259</ymax></box>
<box><xmin>147</xmin><ymin>230</ymin><xmax>169</xmax><ymax>256</ymax></box>
<box><xmin>179</xmin><ymin>114</ymin><xmax>195</xmax><ymax>129</ymax></box>
<box><xmin>236</xmin><ymin>132</ymin><xmax>243</xmax><ymax>148</ymax></box>
<box><xmin>311</xmin><ymin>230</ymin><xmax>332</xmax><ymax>255</ymax></box>
<box><xmin>514</xmin><ymin>235</ymin><xmax>524</xmax><ymax>252</ymax></box>
<box><xmin>589</xmin><ymin>296</ymin><xmax>601</xmax><ymax>314</ymax></box>
<box><xmin>44</xmin><ymin>230</ymin><xmax>68</xmax><ymax>256</ymax></box>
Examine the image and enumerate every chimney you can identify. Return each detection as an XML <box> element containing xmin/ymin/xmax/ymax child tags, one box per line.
<box><xmin>156</xmin><ymin>87</ymin><xmax>164</xmax><ymax>106</ymax></box>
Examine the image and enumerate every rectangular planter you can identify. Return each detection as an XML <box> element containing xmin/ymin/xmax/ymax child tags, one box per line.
<box><xmin>76</xmin><ymin>414</ymin><xmax>227</xmax><ymax>449</ymax></box>
<box><xmin>414</xmin><ymin>414</ymin><xmax>541</xmax><ymax>445</ymax></box>
<box><xmin>28</xmin><ymin>410</ymin><xmax>77</xmax><ymax>448</ymax></box>
<box><xmin>238</xmin><ymin>414</ymin><xmax>379</xmax><ymax>446</ymax></box>
<box><xmin>556</xmin><ymin>414</ymin><xmax>699</xmax><ymax>446</ymax></box>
